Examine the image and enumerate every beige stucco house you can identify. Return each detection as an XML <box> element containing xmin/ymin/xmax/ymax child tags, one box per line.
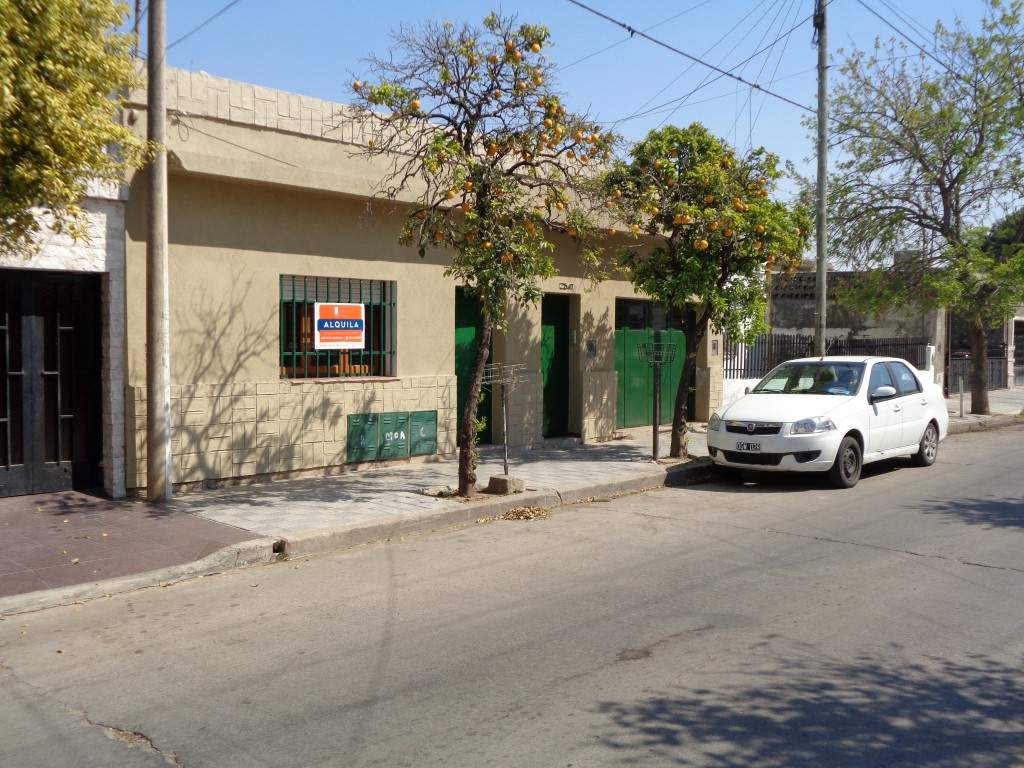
<box><xmin>116</xmin><ymin>69</ymin><xmax>724</xmax><ymax>494</ymax></box>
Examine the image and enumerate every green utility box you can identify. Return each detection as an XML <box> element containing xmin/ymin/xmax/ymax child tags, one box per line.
<box><xmin>378</xmin><ymin>411</ymin><xmax>411</xmax><ymax>460</ymax></box>
<box><xmin>409</xmin><ymin>410</ymin><xmax>438</xmax><ymax>456</ymax></box>
<box><xmin>347</xmin><ymin>413</ymin><xmax>380</xmax><ymax>463</ymax></box>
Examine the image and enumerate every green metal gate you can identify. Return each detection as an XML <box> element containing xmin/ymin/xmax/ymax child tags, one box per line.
<box><xmin>614</xmin><ymin>329</ymin><xmax>686</xmax><ymax>429</ymax></box>
<box><xmin>454</xmin><ymin>287</ymin><xmax>492</xmax><ymax>443</ymax></box>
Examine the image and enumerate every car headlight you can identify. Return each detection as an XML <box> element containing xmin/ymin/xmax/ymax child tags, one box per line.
<box><xmin>708</xmin><ymin>412</ymin><xmax>722</xmax><ymax>431</ymax></box>
<box><xmin>791</xmin><ymin>417</ymin><xmax>836</xmax><ymax>435</ymax></box>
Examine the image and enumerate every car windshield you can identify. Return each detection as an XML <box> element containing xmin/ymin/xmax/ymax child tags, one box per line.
<box><xmin>752</xmin><ymin>362</ymin><xmax>865</xmax><ymax>395</ymax></box>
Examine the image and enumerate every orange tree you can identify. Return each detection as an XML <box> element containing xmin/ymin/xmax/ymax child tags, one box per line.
<box><xmin>350</xmin><ymin>12</ymin><xmax>613</xmax><ymax>495</ymax></box>
<box><xmin>605</xmin><ymin>123</ymin><xmax>809</xmax><ymax>457</ymax></box>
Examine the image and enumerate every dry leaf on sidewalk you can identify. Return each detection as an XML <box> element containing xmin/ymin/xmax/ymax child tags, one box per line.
<box><xmin>500</xmin><ymin>507</ymin><xmax>550</xmax><ymax>521</ymax></box>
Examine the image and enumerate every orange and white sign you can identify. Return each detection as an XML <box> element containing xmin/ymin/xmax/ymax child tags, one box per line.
<box><xmin>314</xmin><ymin>303</ymin><xmax>365</xmax><ymax>350</ymax></box>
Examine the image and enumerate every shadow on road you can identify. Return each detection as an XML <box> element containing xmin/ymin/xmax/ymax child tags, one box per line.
<box><xmin>592</xmin><ymin>650</ymin><xmax>1024</xmax><ymax>767</ymax></box>
<box><xmin>694</xmin><ymin>458</ymin><xmax>914</xmax><ymax>494</ymax></box>
<box><xmin>918</xmin><ymin>496</ymin><xmax>1024</xmax><ymax>530</ymax></box>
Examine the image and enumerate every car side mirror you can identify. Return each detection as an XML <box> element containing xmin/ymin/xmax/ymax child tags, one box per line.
<box><xmin>870</xmin><ymin>385</ymin><xmax>897</xmax><ymax>402</ymax></box>
<box><xmin>744</xmin><ymin>386</ymin><xmax>751</xmax><ymax>395</ymax></box>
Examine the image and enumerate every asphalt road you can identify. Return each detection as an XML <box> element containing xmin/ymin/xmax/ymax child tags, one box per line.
<box><xmin>2</xmin><ymin>426</ymin><xmax>1023</xmax><ymax>768</ymax></box>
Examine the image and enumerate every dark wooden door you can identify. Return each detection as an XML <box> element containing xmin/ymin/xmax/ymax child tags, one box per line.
<box><xmin>541</xmin><ymin>294</ymin><xmax>571</xmax><ymax>438</ymax></box>
<box><xmin>0</xmin><ymin>271</ymin><xmax>101</xmax><ymax>497</ymax></box>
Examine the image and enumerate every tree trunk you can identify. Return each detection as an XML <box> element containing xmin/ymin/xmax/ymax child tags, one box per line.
<box><xmin>669</xmin><ymin>321</ymin><xmax>705</xmax><ymax>458</ymax></box>
<box><xmin>458</xmin><ymin>313</ymin><xmax>493</xmax><ymax>496</ymax></box>
<box><xmin>968</xmin><ymin>320</ymin><xmax>990</xmax><ymax>415</ymax></box>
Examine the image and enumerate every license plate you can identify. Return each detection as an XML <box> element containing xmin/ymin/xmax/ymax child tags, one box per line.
<box><xmin>736</xmin><ymin>441</ymin><xmax>761</xmax><ymax>452</ymax></box>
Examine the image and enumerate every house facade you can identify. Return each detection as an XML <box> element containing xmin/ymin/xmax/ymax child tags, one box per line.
<box><xmin>103</xmin><ymin>68</ymin><xmax>725</xmax><ymax>495</ymax></box>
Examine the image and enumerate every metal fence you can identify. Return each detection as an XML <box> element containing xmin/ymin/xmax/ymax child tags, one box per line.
<box><xmin>1016</xmin><ymin>364</ymin><xmax>1024</xmax><ymax>387</ymax></box>
<box><xmin>947</xmin><ymin>357</ymin><xmax>1009</xmax><ymax>391</ymax></box>
<box><xmin>723</xmin><ymin>333</ymin><xmax>930</xmax><ymax>380</ymax></box>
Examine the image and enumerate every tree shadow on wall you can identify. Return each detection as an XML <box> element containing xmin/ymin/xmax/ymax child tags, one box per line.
<box><xmin>592</xmin><ymin>649</ymin><xmax>1024</xmax><ymax>767</ymax></box>
<box><xmin>161</xmin><ymin>273</ymin><xmax>340</xmax><ymax>487</ymax></box>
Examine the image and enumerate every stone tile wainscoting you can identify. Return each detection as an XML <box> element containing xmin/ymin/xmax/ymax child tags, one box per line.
<box><xmin>126</xmin><ymin>376</ymin><xmax>457</xmax><ymax>492</ymax></box>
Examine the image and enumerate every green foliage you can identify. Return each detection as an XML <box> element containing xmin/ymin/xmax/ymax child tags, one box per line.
<box><xmin>0</xmin><ymin>0</ymin><xmax>144</xmax><ymax>256</ymax></box>
<box><xmin>825</xmin><ymin>0</ymin><xmax>1024</xmax><ymax>333</ymax></box>
<box><xmin>351</xmin><ymin>11</ymin><xmax>614</xmax><ymax>328</ymax></box>
<box><xmin>606</xmin><ymin>123</ymin><xmax>810</xmax><ymax>344</ymax></box>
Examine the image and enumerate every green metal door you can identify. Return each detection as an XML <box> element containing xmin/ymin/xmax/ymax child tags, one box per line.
<box><xmin>409</xmin><ymin>410</ymin><xmax>437</xmax><ymax>456</ymax></box>
<box><xmin>454</xmin><ymin>288</ymin><xmax>492</xmax><ymax>443</ymax></box>
<box><xmin>541</xmin><ymin>294</ymin><xmax>571</xmax><ymax>437</ymax></box>
<box><xmin>378</xmin><ymin>411</ymin><xmax>411</xmax><ymax>459</ymax></box>
<box><xmin>614</xmin><ymin>329</ymin><xmax>685</xmax><ymax>429</ymax></box>
<box><xmin>346</xmin><ymin>413</ymin><xmax>380</xmax><ymax>463</ymax></box>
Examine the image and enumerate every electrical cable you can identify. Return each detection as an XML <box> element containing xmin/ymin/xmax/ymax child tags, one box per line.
<box><xmin>566</xmin><ymin>0</ymin><xmax>814</xmax><ymax>113</ymax></box>
<box><xmin>617</xmin><ymin>0</ymin><xmax>779</xmax><ymax>127</ymax></box>
<box><xmin>167</xmin><ymin>0</ymin><xmax>246</xmax><ymax>51</ymax></box>
<box><xmin>557</xmin><ymin>0</ymin><xmax>716</xmax><ymax>73</ymax></box>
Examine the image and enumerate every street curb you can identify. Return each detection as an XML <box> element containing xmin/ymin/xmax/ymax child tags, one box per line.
<box><xmin>279</xmin><ymin>458</ymin><xmax>716</xmax><ymax>558</ymax></box>
<box><xmin>0</xmin><ymin>537</ymin><xmax>279</xmax><ymax>617</ymax></box>
<box><xmin>947</xmin><ymin>413</ymin><xmax>1022</xmax><ymax>435</ymax></box>
<box><xmin>0</xmin><ymin>460</ymin><xmax>717</xmax><ymax>613</ymax></box>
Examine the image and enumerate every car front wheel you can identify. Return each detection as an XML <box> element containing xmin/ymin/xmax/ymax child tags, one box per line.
<box><xmin>913</xmin><ymin>422</ymin><xmax>939</xmax><ymax>467</ymax></box>
<box><xmin>828</xmin><ymin>435</ymin><xmax>862</xmax><ymax>489</ymax></box>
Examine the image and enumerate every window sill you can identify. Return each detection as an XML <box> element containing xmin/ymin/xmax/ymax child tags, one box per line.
<box><xmin>280</xmin><ymin>376</ymin><xmax>401</xmax><ymax>384</ymax></box>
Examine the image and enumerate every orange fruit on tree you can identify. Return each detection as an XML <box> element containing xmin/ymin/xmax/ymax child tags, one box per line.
<box><xmin>505</xmin><ymin>40</ymin><xmax>516</xmax><ymax>52</ymax></box>
<box><xmin>493</xmin><ymin>89</ymin><xmax>503</xmax><ymax>99</ymax></box>
<box><xmin>487</xmin><ymin>143</ymin><xmax>498</xmax><ymax>157</ymax></box>
<box><xmin>409</xmin><ymin>98</ymin><xmax>421</xmax><ymax>111</ymax></box>
<box><xmin>531</xmin><ymin>42</ymin><xmax>542</xmax><ymax>53</ymax></box>
<box><xmin>352</xmin><ymin>80</ymin><xmax>363</xmax><ymax>91</ymax></box>
<box><xmin>434</xmin><ymin>231</ymin><xmax>445</xmax><ymax>242</ymax></box>
<box><xmin>501</xmin><ymin>252</ymin><xmax>514</xmax><ymax>264</ymax></box>
<box><xmin>723</xmin><ymin>228</ymin><xmax>734</xmax><ymax>237</ymax></box>
<box><xmin>463</xmin><ymin>180</ymin><xmax>473</xmax><ymax>191</ymax></box>
<box><xmin>512</xmin><ymin>50</ymin><xmax>522</xmax><ymax>62</ymax></box>
<box><xmin>487</xmin><ymin>54</ymin><xmax>499</xmax><ymax>64</ymax></box>
<box><xmin>755</xmin><ymin>224</ymin><xmax>766</xmax><ymax>234</ymax></box>
<box><xmin>445</xmin><ymin>189</ymin><xmax>457</xmax><ymax>199</ymax></box>
<box><xmin>704</xmin><ymin>194</ymin><xmax>715</xmax><ymax>204</ymax></box>
<box><xmin>695</xmin><ymin>239</ymin><xmax>709</xmax><ymax>250</ymax></box>
<box><xmin>483</xmin><ymin>240</ymin><xmax>493</xmax><ymax>249</ymax></box>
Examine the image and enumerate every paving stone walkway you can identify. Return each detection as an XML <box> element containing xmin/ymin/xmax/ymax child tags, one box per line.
<box><xmin>176</xmin><ymin>428</ymin><xmax>707</xmax><ymax>537</ymax></box>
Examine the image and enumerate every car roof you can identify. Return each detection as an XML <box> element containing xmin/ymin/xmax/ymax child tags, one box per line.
<box><xmin>784</xmin><ymin>355</ymin><xmax>909</xmax><ymax>364</ymax></box>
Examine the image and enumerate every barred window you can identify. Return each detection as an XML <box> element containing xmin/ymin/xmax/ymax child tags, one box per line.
<box><xmin>280</xmin><ymin>275</ymin><xmax>396</xmax><ymax>378</ymax></box>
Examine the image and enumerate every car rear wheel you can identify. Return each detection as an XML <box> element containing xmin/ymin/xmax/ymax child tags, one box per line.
<box><xmin>828</xmin><ymin>435</ymin><xmax>861</xmax><ymax>489</ymax></box>
<box><xmin>912</xmin><ymin>422</ymin><xmax>939</xmax><ymax>467</ymax></box>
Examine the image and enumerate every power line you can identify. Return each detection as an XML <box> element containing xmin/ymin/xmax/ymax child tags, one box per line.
<box><xmin>167</xmin><ymin>0</ymin><xmax>246</xmax><ymax>51</ymax></box>
<box><xmin>557</xmin><ymin>0</ymin><xmax>715</xmax><ymax>73</ymax></box>
<box><xmin>614</xmin><ymin>5</ymin><xmax>819</xmax><ymax>127</ymax></box>
<box><xmin>876</xmin><ymin>0</ymin><xmax>932</xmax><ymax>43</ymax></box>
<box><xmin>728</xmin><ymin>0</ymin><xmax>802</xmax><ymax>145</ymax></box>
<box><xmin>854</xmin><ymin>0</ymin><xmax>960</xmax><ymax>80</ymax></box>
<box><xmin>746</xmin><ymin>0</ymin><xmax>805</xmax><ymax>147</ymax></box>
<box><xmin>649</xmin><ymin>0</ymin><xmax>787</xmax><ymax>128</ymax></box>
<box><xmin>620</xmin><ymin>0</ymin><xmax>780</xmax><ymax>129</ymax></box>
<box><xmin>566</xmin><ymin>0</ymin><xmax>814</xmax><ymax>113</ymax></box>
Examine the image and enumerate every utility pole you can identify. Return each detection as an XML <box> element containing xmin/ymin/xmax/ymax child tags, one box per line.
<box><xmin>146</xmin><ymin>0</ymin><xmax>172</xmax><ymax>501</ymax></box>
<box><xmin>132</xmin><ymin>0</ymin><xmax>142</xmax><ymax>57</ymax></box>
<box><xmin>813</xmin><ymin>0</ymin><xmax>828</xmax><ymax>356</ymax></box>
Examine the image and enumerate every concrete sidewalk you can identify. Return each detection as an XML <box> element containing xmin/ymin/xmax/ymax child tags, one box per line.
<box><xmin>174</xmin><ymin>427</ymin><xmax>708</xmax><ymax>537</ymax></box>
<box><xmin>0</xmin><ymin>428</ymin><xmax>708</xmax><ymax>613</ymax></box>
<box><xmin>946</xmin><ymin>388</ymin><xmax>1024</xmax><ymax>418</ymax></box>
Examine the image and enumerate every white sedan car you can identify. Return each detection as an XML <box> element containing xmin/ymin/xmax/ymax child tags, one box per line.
<box><xmin>707</xmin><ymin>356</ymin><xmax>949</xmax><ymax>488</ymax></box>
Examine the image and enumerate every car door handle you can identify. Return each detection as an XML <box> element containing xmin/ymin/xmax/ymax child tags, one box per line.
<box><xmin>920</xmin><ymin>399</ymin><xmax>928</xmax><ymax>405</ymax></box>
<box><xmin>892</xmin><ymin>405</ymin><xmax>902</xmax><ymax>412</ymax></box>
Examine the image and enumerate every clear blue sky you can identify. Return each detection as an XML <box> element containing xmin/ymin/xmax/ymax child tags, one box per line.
<box><xmin>141</xmin><ymin>0</ymin><xmax>986</xmax><ymax>190</ymax></box>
